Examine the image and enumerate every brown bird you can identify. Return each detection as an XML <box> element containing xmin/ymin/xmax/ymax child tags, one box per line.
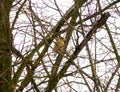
<box><xmin>53</xmin><ymin>37</ymin><xmax>65</xmax><ymax>54</ymax></box>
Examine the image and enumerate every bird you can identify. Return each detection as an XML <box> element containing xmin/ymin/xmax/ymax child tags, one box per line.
<box><xmin>53</xmin><ymin>37</ymin><xmax>65</xmax><ymax>55</ymax></box>
<box><xmin>96</xmin><ymin>12</ymin><xmax>110</xmax><ymax>28</ymax></box>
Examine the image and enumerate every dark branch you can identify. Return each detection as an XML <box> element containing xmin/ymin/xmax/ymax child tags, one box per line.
<box><xmin>75</xmin><ymin>12</ymin><xmax>110</xmax><ymax>54</ymax></box>
<box><xmin>57</xmin><ymin>12</ymin><xmax>111</xmax><ymax>83</ymax></box>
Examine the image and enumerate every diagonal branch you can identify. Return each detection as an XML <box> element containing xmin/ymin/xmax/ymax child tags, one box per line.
<box><xmin>57</xmin><ymin>12</ymin><xmax>110</xmax><ymax>84</ymax></box>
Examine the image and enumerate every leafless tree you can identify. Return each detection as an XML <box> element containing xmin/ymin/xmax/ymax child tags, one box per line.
<box><xmin>0</xmin><ymin>0</ymin><xmax>120</xmax><ymax>92</ymax></box>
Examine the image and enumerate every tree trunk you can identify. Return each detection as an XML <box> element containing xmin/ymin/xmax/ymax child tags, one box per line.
<box><xmin>0</xmin><ymin>0</ymin><xmax>13</xmax><ymax>91</ymax></box>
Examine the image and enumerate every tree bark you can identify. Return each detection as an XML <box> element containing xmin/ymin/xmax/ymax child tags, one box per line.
<box><xmin>0</xmin><ymin>0</ymin><xmax>13</xmax><ymax>91</ymax></box>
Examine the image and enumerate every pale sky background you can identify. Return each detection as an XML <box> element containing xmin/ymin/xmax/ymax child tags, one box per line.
<box><xmin>10</xmin><ymin>0</ymin><xmax>120</xmax><ymax>92</ymax></box>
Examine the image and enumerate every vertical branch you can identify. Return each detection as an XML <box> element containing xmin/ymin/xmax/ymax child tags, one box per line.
<box><xmin>55</xmin><ymin>12</ymin><xmax>110</xmax><ymax>92</ymax></box>
<box><xmin>103</xmin><ymin>23</ymin><xmax>120</xmax><ymax>91</ymax></box>
<box><xmin>78</xmin><ymin>3</ymin><xmax>101</xmax><ymax>91</ymax></box>
<box><xmin>105</xmin><ymin>24</ymin><xmax>120</xmax><ymax>63</ymax></box>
